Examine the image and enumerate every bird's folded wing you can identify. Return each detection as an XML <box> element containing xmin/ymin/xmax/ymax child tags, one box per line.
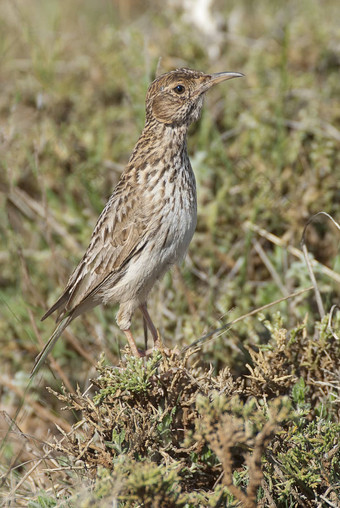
<box><xmin>44</xmin><ymin>184</ymin><xmax>156</xmax><ymax>321</ymax></box>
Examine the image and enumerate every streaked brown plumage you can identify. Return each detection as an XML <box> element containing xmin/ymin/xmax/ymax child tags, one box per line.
<box><xmin>32</xmin><ymin>67</ymin><xmax>243</xmax><ymax>375</ymax></box>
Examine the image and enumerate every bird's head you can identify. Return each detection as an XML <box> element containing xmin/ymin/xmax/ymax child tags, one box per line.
<box><xmin>145</xmin><ymin>67</ymin><xmax>243</xmax><ymax>127</ymax></box>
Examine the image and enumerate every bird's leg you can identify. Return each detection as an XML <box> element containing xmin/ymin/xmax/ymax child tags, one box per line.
<box><xmin>143</xmin><ymin>315</ymin><xmax>148</xmax><ymax>351</ymax></box>
<box><xmin>140</xmin><ymin>303</ymin><xmax>161</xmax><ymax>348</ymax></box>
<box><xmin>123</xmin><ymin>329</ymin><xmax>143</xmax><ymax>357</ymax></box>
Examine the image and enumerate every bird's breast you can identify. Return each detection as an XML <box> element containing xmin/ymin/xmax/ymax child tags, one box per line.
<box><xmin>108</xmin><ymin>162</ymin><xmax>197</xmax><ymax>301</ymax></box>
<box><xmin>150</xmin><ymin>162</ymin><xmax>197</xmax><ymax>265</ymax></box>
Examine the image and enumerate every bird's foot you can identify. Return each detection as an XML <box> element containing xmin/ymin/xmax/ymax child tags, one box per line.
<box><xmin>124</xmin><ymin>328</ymin><xmax>175</xmax><ymax>358</ymax></box>
<box><xmin>145</xmin><ymin>332</ymin><xmax>174</xmax><ymax>357</ymax></box>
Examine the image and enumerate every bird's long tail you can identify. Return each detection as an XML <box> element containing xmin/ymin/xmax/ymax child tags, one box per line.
<box><xmin>31</xmin><ymin>315</ymin><xmax>73</xmax><ymax>377</ymax></box>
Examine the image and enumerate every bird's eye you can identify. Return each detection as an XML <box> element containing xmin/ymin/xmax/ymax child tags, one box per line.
<box><xmin>174</xmin><ymin>84</ymin><xmax>185</xmax><ymax>94</ymax></box>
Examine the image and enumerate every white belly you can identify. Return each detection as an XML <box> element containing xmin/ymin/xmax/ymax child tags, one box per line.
<box><xmin>160</xmin><ymin>190</ymin><xmax>197</xmax><ymax>264</ymax></box>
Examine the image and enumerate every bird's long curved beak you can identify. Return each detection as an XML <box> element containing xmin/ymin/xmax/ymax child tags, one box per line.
<box><xmin>198</xmin><ymin>71</ymin><xmax>244</xmax><ymax>94</ymax></box>
<box><xmin>210</xmin><ymin>71</ymin><xmax>244</xmax><ymax>83</ymax></box>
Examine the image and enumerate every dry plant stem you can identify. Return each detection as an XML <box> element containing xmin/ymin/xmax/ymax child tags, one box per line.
<box><xmin>64</xmin><ymin>329</ymin><xmax>98</xmax><ymax>368</ymax></box>
<box><xmin>319</xmin><ymin>496</ymin><xmax>339</xmax><ymax>508</ymax></box>
<box><xmin>328</xmin><ymin>305</ymin><xmax>340</xmax><ymax>341</ymax></box>
<box><xmin>266</xmin><ymin>458</ymin><xmax>309</xmax><ymax>508</ymax></box>
<box><xmin>253</xmin><ymin>240</ymin><xmax>289</xmax><ymax>297</ymax></box>
<box><xmin>184</xmin><ymin>285</ymin><xmax>313</xmax><ymax>351</ymax></box>
<box><xmin>244</xmin><ymin>221</ymin><xmax>340</xmax><ymax>284</ymax></box>
<box><xmin>155</xmin><ymin>56</ymin><xmax>163</xmax><ymax>77</ymax></box>
<box><xmin>7</xmin><ymin>458</ymin><xmax>45</xmax><ymax>501</ymax></box>
<box><xmin>246</xmin><ymin>421</ymin><xmax>277</xmax><ymax>503</ymax></box>
<box><xmin>301</xmin><ymin>243</ymin><xmax>325</xmax><ymax>319</ymax></box>
<box><xmin>6</xmin><ymin>419</ymin><xmax>87</xmax><ymax>499</ymax></box>
<box><xmin>219</xmin><ymin>421</ymin><xmax>277</xmax><ymax>508</ymax></box>
<box><xmin>301</xmin><ymin>221</ymin><xmax>324</xmax><ymax>320</ymax></box>
<box><xmin>301</xmin><ymin>211</ymin><xmax>340</xmax><ymax>320</ymax></box>
<box><xmin>259</xmin><ymin>479</ymin><xmax>276</xmax><ymax>508</ymax></box>
<box><xmin>207</xmin><ymin>416</ymin><xmax>260</xmax><ymax>508</ymax></box>
<box><xmin>0</xmin><ymin>376</ymin><xmax>71</xmax><ymax>433</ymax></box>
<box><xmin>8</xmin><ymin>187</ymin><xmax>80</xmax><ymax>253</ymax></box>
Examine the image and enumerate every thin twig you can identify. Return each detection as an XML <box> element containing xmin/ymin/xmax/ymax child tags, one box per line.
<box><xmin>319</xmin><ymin>495</ymin><xmax>339</xmax><ymax>508</ymax></box>
<box><xmin>327</xmin><ymin>305</ymin><xmax>340</xmax><ymax>341</ymax></box>
<box><xmin>301</xmin><ymin>242</ymin><xmax>325</xmax><ymax>319</ymax></box>
<box><xmin>184</xmin><ymin>286</ymin><xmax>313</xmax><ymax>351</ymax></box>
<box><xmin>301</xmin><ymin>212</ymin><xmax>340</xmax><ymax>320</ymax></box>
<box><xmin>64</xmin><ymin>328</ymin><xmax>97</xmax><ymax>367</ymax></box>
<box><xmin>6</xmin><ymin>458</ymin><xmax>45</xmax><ymax>501</ymax></box>
<box><xmin>253</xmin><ymin>240</ymin><xmax>289</xmax><ymax>297</ymax></box>
<box><xmin>0</xmin><ymin>376</ymin><xmax>72</xmax><ymax>433</ymax></box>
<box><xmin>8</xmin><ymin>187</ymin><xmax>80</xmax><ymax>253</ymax></box>
<box><xmin>244</xmin><ymin>221</ymin><xmax>340</xmax><ymax>284</ymax></box>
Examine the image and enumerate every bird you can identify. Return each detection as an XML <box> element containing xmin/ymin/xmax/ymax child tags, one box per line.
<box><xmin>32</xmin><ymin>67</ymin><xmax>243</xmax><ymax>376</ymax></box>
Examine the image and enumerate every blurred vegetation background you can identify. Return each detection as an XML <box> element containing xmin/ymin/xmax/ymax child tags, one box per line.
<box><xmin>0</xmin><ymin>0</ymin><xmax>339</xmax><ymax>504</ymax></box>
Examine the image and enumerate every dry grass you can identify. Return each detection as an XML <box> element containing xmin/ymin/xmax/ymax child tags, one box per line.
<box><xmin>0</xmin><ymin>0</ymin><xmax>340</xmax><ymax>506</ymax></box>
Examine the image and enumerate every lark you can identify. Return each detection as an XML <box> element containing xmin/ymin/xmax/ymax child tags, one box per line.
<box><xmin>32</xmin><ymin>67</ymin><xmax>243</xmax><ymax>375</ymax></box>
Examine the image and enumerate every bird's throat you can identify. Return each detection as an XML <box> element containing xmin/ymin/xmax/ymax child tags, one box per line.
<box><xmin>129</xmin><ymin>121</ymin><xmax>189</xmax><ymax>170</ymax></box>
